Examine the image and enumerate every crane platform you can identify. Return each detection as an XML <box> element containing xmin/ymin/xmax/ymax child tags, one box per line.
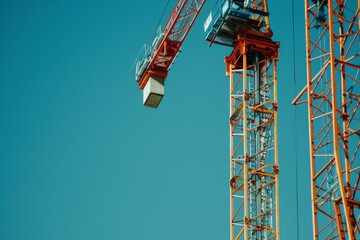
<box><xmin>204</xmin><ymin>0</ymin><xmax>269</xmax><ymax>47</ymax></box>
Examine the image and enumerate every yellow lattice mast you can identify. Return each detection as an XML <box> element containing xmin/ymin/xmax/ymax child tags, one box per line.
<box><xmin>205</xmin><ymin>1</ymin><xmax>280</xmax><ymax>239</ymax></box>
<box><xmin>293</xmin><ymin>0</ymin><xmax>360</xmax><ymax>238</ymax></box>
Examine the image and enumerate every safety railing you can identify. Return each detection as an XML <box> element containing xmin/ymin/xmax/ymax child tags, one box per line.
<box><xmin>135</xmin><ymin>26</ymin><xmax>165</xmax><ymax>82</ymax></box>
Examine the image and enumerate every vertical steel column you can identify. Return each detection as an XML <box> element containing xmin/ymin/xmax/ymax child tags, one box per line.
<box><xmin>273</xmin><ymin>59</ymin><xmax>280</xmax><ymax>240</ymax></box>
<box><xmin>253</xmin><ymin>53</ymin><xmax>262</xmax><ymax>240</ymax></box>
<box><xmin>327</xmin><ymin>1</ymin><xmax>353</xmax><ymax>238</ymax></box>
<box><xmin>230</xmin><ymin>63</ymin><xmax>235</xmax><ymax>240</ymax></box>
<box><xmin>304</xmin><ymin>1</ymin><xmax>319</xmax><ymax>237</ymax></box>
<box><xmin>243</xmin><ymin>52</ymin><xmax>249</xmax><ymax>240</ymax></box>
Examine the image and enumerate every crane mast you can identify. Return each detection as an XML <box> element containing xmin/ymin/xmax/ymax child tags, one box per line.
<box><xmin>293</xmin><ymin>0</ymin><xmax>360</xmax><ymax>238</ymax></box>
<box><xmin>225</xmin><ymin>36</ymin><xmax>280</xmax><ymax>240</ymax></box>
<box><xmin>204</xmin><ymin>0</ymin><xmax>280</xmax><ymax>238</ymax></box>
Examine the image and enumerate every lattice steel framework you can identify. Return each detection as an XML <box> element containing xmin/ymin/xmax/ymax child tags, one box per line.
<box><xmin>226</xmin><ymin>34</ymin><xmax>280</xmax><ymax>240</ymax></box>
<box><xmin>293</xmin><ymin>0</ymin><xmax>360</xmax><ymax>239</ymax></box>
<box><xmin>136</xmin><ymin>0</ymin><xmax>206</xmax><ymax>89</ymax></box>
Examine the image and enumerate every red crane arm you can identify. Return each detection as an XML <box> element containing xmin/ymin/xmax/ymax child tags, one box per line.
<box><xmin>138</xmin><ymin>0</ymin><xmax>206</xmax><ymax>89</ymax></box>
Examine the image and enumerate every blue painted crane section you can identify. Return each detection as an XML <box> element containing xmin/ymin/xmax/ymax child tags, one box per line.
<box><xmin>204</xmin><ymin>0</ymin><xmax>250</xmax><ymax>47</ymax></box>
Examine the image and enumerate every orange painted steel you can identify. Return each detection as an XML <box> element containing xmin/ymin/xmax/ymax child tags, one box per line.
<box><xmin>293</xmin><ymin>0</ymin><xmax>360</xmax><ymax>238</ymax></box>
<box><xmin>226</xmin><ymin>33</ymin><xmax>280</xmax><ymax>240</ymax></box>
<box><xmin>138</xmin><ymin>0</ymin><xmax>205</xmax><ymax>89</ymax></box>
<box><xmin>136</xmin><ymin>0</ymin><xmax>283</xmax><ymax>239</ymax></box>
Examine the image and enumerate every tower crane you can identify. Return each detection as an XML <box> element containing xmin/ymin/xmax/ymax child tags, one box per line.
<box><xmin>293</xmin><ymin>0</ymin><xmax>360</xmax><ymax>239</ymax></box>
<box><xmin>133</xmin><ymin>0</ymin><xmax>280</xmax><ymax>239</ymax></box>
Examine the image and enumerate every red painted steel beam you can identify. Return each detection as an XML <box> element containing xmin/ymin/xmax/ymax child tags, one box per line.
<box><xmin>138</xmin><ymin>0</ymin><xmax>206</xmax><ymax>89</ymax></box>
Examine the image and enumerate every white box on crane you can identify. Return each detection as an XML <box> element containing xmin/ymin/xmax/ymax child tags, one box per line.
<box><xmin>143</xmin><ymin>76</ymin><xmax>165</xmax><ymax>108</ymax></box>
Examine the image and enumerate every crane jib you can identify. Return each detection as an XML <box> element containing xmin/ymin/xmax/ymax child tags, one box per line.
<box><xmin>136</xmin><ymin>0</ymin><xmax>206</xmax><ymax>90</ymax></box>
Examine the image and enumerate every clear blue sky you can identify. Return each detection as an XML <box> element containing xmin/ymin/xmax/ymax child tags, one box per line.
<box><xmin>0</xmin><ymin>0</ymin><xmax>312</xmax><ymax>239</ymax></box>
